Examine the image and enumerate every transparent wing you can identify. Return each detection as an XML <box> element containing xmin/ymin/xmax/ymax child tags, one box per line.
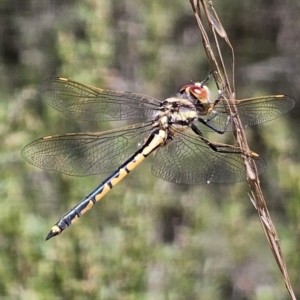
<box><xmin>152</xmin><ymin>128</ymin><xmax>266</xmax><ymax>184</ymax></box>
<box><xmin>197</xmin><ymin>95</ymin><xmax>295</xmax><ymax>132</ymax></box>
<box><xmin>22</xmin><ymin>123</ymin><xmax>153</xmax><ymax>176</ymax></box>
<box><xmin>39</xmin><ymin>77</ymin><xmax>161</xmax><ymax>121</ymax></box>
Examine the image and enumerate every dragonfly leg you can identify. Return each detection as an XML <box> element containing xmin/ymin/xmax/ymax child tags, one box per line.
<box><xmin>191</xmin><ymin>124</ymin><xmax>219</xmax><ymax>151</ymax></box>
<box><xmin>191</xmin><ymin>124</ymin><xmax>259</xmax><ymax>158</ymax></box>
<box><xmin>191</xmin><ymin>124</ymin><xmax>240</xmax><ymax>154</ymax></box>
<box><xmin>198</xmin><ymin>111</ymin><xmax>237</xmax><ymax>134</ymax></box>
<box><xmin>198</xmin><ymin>70</ymin><xmax>214</xmax><ymax>85</ymax></box>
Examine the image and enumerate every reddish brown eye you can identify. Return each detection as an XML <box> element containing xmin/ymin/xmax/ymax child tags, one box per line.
<box><xmin>190</xmin><ymin>86</ymin><xmax>208</xmax><ymax>99</ymax></box>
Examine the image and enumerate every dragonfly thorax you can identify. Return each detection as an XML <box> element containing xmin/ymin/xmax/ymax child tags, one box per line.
<box><xmin>155</xmin><ymin>97</ymin><xmax>197</xmax><ymax>133</ymax></box>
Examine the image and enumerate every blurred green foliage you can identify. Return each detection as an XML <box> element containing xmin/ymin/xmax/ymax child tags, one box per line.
<box><xmin>0</xmin><ymin>0</ymin><xmax>299</xmax><ymax>299</ymax></box>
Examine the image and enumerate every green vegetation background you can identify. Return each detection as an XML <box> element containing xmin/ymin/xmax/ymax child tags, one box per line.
<box><xmin>0</xmin><ymin>1</ymin><xmax>299</xmax><ymax>299</ymax></box>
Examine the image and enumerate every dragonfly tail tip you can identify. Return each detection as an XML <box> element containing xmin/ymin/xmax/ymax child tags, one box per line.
<box><xmin>45</xmin><ymin>225</ymin><xmax>62</xmax><ymax>241</ymax></box>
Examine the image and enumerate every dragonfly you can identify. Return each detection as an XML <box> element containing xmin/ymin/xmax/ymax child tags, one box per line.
<box><xmin>21</xmin><ymin>77</ymin><xmax>295</xmax><ymax>240</ymax></box>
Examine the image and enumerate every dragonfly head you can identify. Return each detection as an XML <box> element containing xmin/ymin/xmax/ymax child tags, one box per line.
<box><xmin>179</xmin><ymin>83</ymin><xmax>212</xmax><ymax>115</ymax></box>
<box><xmin>179</xmin><ymin>83</ymin><xmax>211</xmax><ymax>103</ymax></box>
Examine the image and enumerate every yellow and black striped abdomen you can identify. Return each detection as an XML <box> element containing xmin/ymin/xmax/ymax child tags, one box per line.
<box><xmin>46</xmin><ymin>129</ymin><xmax>166</xmax><ymax>240</ymax></box>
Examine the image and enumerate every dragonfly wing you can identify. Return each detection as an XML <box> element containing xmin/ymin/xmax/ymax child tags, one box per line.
<box><xmin>233</xmin><ymin>95</ymin><xmax>295</xmax><ymax>127</ymax></box>
<box><xmin>152</xmin><ymin>129</ymin><xmax>266</xmax><ymax>184</ymax></box>
<box><xmin>39</xmin><ymin>77</ymin><xmax>161</xmax><ymax>121</ymax></box>
<box><xmin>22</xmin><ymin>123</ymin><xmax>153</xmax><ymax>176</ymax></box>
<box><xmin>198</xmin><ymin>95</ymin><xmax>295</xmax><ymax>132</ymax></box>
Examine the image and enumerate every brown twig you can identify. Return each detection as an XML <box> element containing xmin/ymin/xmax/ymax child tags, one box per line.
<box><xmin>189</xmin><ymin>0</ymin><xmax>296</xmax><ymax>299</ymax></box>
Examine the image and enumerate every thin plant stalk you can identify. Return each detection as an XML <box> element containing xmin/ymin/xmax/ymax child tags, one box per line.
<box><xmin>189</xmin><ymin>0</ymin><xmax>296</xmax><ymax>299</ymax></box>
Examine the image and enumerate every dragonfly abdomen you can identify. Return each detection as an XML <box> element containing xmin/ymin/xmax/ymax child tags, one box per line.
<box><xmin>45</xmin><ymin>129</ymin><xmax>166</xmax><ymax>240</ymax></box>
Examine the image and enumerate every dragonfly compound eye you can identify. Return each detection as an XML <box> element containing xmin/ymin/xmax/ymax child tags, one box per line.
<box><xmin>189</xmin><ymin>85</ymin><xmax>210</xmax><ymax>103</ymax></box>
